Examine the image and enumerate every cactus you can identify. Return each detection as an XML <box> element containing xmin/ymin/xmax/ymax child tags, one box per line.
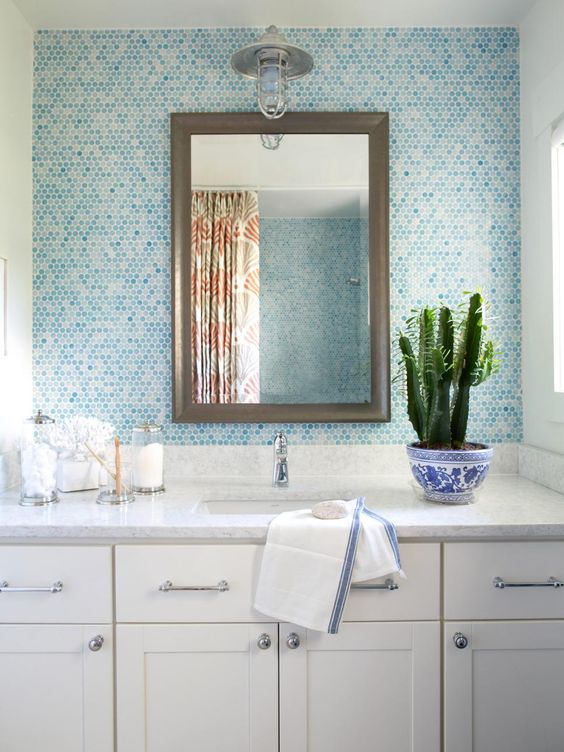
<box><xmin>397</xmin><ymin>292</ymin><xmax>499</xmax><ymax>449</ymax></box>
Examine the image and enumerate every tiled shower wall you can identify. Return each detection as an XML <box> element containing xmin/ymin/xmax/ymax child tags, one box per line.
<box><xmin>32</xmin><ymin>27</ymin><xmax>521</xmax><ymax>445</ymax></box>
<box><xmin>260</xmin><ymin>217</ymin><xmax>370</xmax><ymax>404</ymax></box>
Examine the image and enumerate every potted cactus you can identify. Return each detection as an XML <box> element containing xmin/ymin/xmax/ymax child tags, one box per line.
<box><xmin>398</xmin><ymin>292</ymin><xmax>499</xmax><ymax>504</ymax></box>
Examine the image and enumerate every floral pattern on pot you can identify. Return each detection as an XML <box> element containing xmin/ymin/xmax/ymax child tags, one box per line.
<box><xmin>406</xmin><ymin>443</ymin><xmax>493</xmax><ymax>504</ymax></box>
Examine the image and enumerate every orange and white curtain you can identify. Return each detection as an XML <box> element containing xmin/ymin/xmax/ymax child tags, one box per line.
<box><xmin>191</xmin><ymin>191</ymin><xmax>260</xmax><ymax>403</ymax></box>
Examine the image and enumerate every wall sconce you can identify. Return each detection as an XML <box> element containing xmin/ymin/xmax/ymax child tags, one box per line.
<box><xmin>260</xmin><ymin>133</ymin><xmax>284</xmax><ymax>150</ymax></box>
<box><xmin>231</xmin><ymin>26</ymin><xmax>313</xmax><ymax>120</ymax></box>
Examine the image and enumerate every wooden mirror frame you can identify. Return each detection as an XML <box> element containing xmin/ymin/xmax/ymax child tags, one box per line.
<box><xmin>171</xmin><ymin>112</ymin><xmax>390</xmax><ymax>423</ymax></box>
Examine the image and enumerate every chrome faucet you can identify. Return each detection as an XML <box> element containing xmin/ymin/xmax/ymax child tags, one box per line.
<box><xmin>272</xmin><ymin>431</ymin><xmax>289</xmax><ymax>488</ymax></box>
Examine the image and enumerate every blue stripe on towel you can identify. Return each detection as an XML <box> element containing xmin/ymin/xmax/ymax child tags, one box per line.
<box><xmin>362</xmin><ymin>507</ymin><xmax>402</xmax><ymax>570</ymax></box>
<box><xmin>328</xmin><ymin>497</ymin><xmax>365</xmax><ymax>634</ymax></box>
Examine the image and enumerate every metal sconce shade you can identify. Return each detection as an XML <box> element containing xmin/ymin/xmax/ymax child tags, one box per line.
<box><xmin>231</xmin><ymin>26</ymin><xmax>313</xmax><ymax>119</ymax></box>
<box><xmin>231</xmin><ymin>26</ymin><xmax>313</xmax><ymax>80</ymax></box>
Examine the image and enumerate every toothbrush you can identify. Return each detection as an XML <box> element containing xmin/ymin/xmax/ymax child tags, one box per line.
<box><xmin>115</xmin><ymin>436</ymin><xmax>122</xmax><ymax>496</ymax></box>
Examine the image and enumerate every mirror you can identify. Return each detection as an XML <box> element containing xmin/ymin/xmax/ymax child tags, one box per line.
<box><xmin>171</xmin><ymin>113</ymin><xmax>389</xmax><ymax>423</ymax></box>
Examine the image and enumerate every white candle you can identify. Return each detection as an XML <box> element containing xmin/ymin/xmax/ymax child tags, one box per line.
<box><xmin>133</xmin><ymin>442</ymin><xmax>164</xmax><ymax>489</ymax></box>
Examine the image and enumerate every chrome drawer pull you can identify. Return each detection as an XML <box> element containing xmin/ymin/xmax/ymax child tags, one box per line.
<box><xmin>0</xmin><ymin>580</ymin><xmax>63</xmax><ymax>594</ymax></box>
<box><xmin>158</xmin><ymin>579</ymin><xmax>229</xmax><ymax>593</ymax></box>
<box><xmin>351</xmin><ymin>578</ymin><xmax>399</xmax><ymax>591</ymax></box>
<box><xmin>493</xmin><ymin>576</ymin><xmax>564</xmax><ymax>589</ymax></box>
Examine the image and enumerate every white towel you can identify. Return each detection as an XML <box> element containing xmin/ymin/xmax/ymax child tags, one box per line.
<box><xmin>254</xmin><ymin>497</ymin><xmax>404</xmax><ymax>634</ymax></box>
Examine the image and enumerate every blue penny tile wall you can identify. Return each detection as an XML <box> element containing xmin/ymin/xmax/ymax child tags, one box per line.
<box><xmin>32</xmin><ymin>27</ymin><xmax>521</xmax><ymax>445</ymax></box>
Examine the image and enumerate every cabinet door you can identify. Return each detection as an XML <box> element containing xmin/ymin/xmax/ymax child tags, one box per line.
<box><xmin>117</xmin><ymin>623</ymin><xmax>278</xmax><ymax>752</ymax></box>
<box><xmin>279</xmin><ymin>621</ymin><xmax>440</xmax><ymax>752</ymax></box>
<box><xmin>0</xmin><ymin>624</ymin><xmax>113</xmax><ymax>752</ymax></box>
<box><xmin>445</xmin><ymin>621</ymin><xmax>564</xmax><ymax>752</ymax></box>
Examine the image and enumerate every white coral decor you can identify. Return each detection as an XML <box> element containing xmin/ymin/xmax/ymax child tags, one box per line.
<box><xmin>49</xmin><ymin>416</ymin><xmax>115</xmax><ymax>493</ymax></box>
<box><xmin>49</xmin><ymin>416</ymin><xmax>115</xmax><ymax>459</ymax></box>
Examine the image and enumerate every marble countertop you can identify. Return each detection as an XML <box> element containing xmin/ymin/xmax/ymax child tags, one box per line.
<box><xmin>1</xmin><ymin>474</ymin><xmax>564</xmax><ymax>541</ymax></box>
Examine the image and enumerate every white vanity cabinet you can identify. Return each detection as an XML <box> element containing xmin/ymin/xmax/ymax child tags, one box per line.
<box><xmin>115</xmin><ymin>543</ymin><xmax>441</xmax><ymax>752</ymax></box>
<box><xmin>0</xmin><ymin>624</ymin><xmax>114</xmax><ymax>752</ymax></box>
<box><xmin>444</xmin><ymin>542</ymin><xmax>564</xmax><ymax>752</ymax></box>
<box><xmin>116</xmin><ymin>620</ymin><xmax>440</xmax><ymax>752</ymax></box>
<box><xmin>0</xmin><ymin>546</ymin><xmax>114</xmax><ymax>752</ymax></box>
<box><xmin>6</xmin><ymin>538</ymin><xmax>564</xmax><ymax>752</ymax></box>
<box><xmin>279</xmin><ymin>621</ymin><xmax>440</xmax><ymax>752</ymax></box>
<box><xmin>117</xmin><ymin>623</ymin><xmax>278</xmax><ymax>752</ymax></box>
<box><xmin>445</xmin><ymin>620</ymin><xmax>564</xmax><ymax>752</ymax></box>
<box><xmin>115</xmin><ymin>545</ymin><xmax>279</xmax><ymax>752</ymax></box>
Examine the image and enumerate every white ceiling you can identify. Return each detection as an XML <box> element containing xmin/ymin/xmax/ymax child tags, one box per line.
<box><xmin>13</xmin><ymin>0</ymin><xmax>537</xmax><ymax>30</ymax></box>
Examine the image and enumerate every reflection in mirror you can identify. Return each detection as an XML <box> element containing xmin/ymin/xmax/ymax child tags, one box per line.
<box><xmin>190</xmin><ymin>134</ymin><xmax>370</xmax><ymax>405</ymax></box>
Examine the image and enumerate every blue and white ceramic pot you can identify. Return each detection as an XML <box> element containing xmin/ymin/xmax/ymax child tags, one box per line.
<box><xmin>406</xmin><ymin>443</ymin><xmax>494</xmax><ymax>504</ymax></box>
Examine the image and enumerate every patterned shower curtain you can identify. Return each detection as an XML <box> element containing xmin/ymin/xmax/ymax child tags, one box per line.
<box><xmin>191</xmin><ymin>191</ymin><xmax>260</xmax><ymax>403</ymax></box>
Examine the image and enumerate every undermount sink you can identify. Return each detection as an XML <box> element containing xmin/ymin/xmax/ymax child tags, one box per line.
<box><xmin>200</xmin><ymin>499</ymin><xmax>315</xmax><ymax>514</ymax></box>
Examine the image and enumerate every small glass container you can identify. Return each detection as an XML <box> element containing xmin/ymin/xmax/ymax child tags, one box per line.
<box><xmin>96</xmin><ymin>458</ymin><xmax>134</xmax><ymax>506</ymax></box>
<box><xmin>132</xmin><ymin>422</ymin><xmax>165</xmax><ymax>495</ymax></box>
<box><xmin>20</xmin><ymin>410</ymin><xmax>59</xmax><ymax>506</ymax></box>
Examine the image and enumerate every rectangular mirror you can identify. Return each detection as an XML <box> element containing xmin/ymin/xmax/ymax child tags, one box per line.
<box><xmin>171</xmin><ymin>113</ymin><xmax>389</xmax><ymax>422</ymax></box>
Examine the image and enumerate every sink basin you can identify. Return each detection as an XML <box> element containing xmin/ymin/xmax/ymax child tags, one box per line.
<box><xmin>200</xmin><ymin>499</ymin><xmax>315</xmax><ymax>515</ymax></box>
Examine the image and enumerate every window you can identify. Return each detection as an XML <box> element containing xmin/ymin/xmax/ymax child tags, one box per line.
<box><xmin>552</xmin><ymin>118</ymin><xmax>564</xmax><ymax>392</ymax></box>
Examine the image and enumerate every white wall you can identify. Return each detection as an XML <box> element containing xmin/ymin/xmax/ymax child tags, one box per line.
<box><xmin>521</xmin><ymin>0</ymin><xmax>564</xmax><ymax>453</ymax></box>
<box><xmin>0</xmin><ymin>0</ymin><xmax>33</xmax><ymax>487</ymax></box>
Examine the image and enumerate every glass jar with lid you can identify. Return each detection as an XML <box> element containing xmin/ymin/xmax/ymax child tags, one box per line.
<box><xmin>20</xmin><ymin>410</ymin><xmax>59</xmax><ymax>506</ymax></box>
<box><xmin>132</xmin><ymin>421</ymin><xmax>165</xmax><ymax>495</ymax></box>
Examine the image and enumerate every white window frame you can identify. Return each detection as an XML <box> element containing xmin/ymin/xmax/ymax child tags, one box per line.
<box><xmin>526</xmin><ymin>56</ymin><xmax>564</xmax><ymax>424</ymax></box>
<box><xmin>552</xmin><ymin>118</ymin><xmax>564</xmax><ymax>392</ymax></box>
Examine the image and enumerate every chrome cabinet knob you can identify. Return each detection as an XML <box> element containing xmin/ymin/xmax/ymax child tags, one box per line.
<box><xmin>88</xmin><ymin>635</ymin><xmax>104</xmax><ymax>652</ymax></box>
<box><xmin>257</xmin><ymin>633</ymin><xmax>272</xmax><ymax>650</ymax></box>
<box><xmin>286</xmin><ymin>632</ymin><xmax>300</xmax><ymax>649</ymax></box>
<box><xmin>453</xmin><ymin>632</ymin><xmax>468</xmax><ymax>649</ymax></box>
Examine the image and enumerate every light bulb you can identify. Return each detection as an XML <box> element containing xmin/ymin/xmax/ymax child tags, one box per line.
<box><xmin>256</xmin><ymin>51</ymin><xmax>288</xmax><ymax>120</ymax></box>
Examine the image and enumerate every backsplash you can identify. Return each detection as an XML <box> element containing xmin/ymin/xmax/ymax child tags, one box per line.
<box><xmin>32</xmin><ymin>27</ymin><xmax>521</xmax><ymax>445</ymax></box>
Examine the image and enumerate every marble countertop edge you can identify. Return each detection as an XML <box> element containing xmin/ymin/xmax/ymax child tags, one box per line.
<box><xmin>1</xmin><ymin>473</ymin><xmax>564</xmax><ymax>541</ymax></box>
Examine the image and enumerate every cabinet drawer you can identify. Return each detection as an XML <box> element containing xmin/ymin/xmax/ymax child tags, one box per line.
<box><xmin>444</xmin><ymin>542</ymin><xmax>564</xmax><ymax>620</ymax></box>
<box><xmin>344</xmin><ymin>543</ymin><xmax>440</xmax><ymax>621</ymax></box>
<box><xmin>0</xmin><ymin>546</ymin><xmax>112</xmax><ymax>623</ymax></box>
<box><xmin>116</xmin><ymin>545</ymin><xmax>269</xmax><ymax>623</ymax></box>
<box><xmin>116</xmin><ymin>542</ymin><xmax>439</xmax><ymax>623</ymax></box>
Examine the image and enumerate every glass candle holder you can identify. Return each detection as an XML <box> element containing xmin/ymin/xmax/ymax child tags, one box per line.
<box><xmin>96</xmin><ymin>458</ymin><xmax>134</xmax><ymax>506</ymax></box>
<box><xmin>132</xmin><ymin>422</ymin><xmax>165</xmax><ymax>495</ymax></box>
<box><xmin>20</xmin><ymin>410</ymin><xmax>59</xmax><ymax>506</ymax></box>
